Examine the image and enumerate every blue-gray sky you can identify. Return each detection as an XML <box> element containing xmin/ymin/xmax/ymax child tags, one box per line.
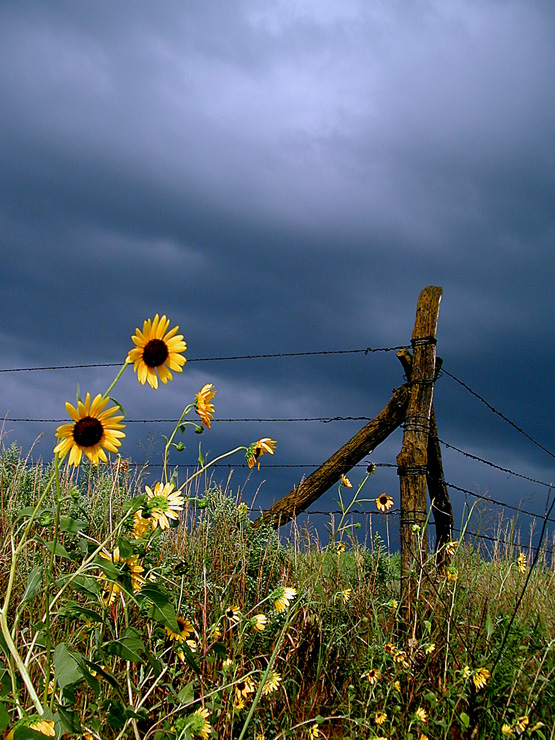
<box><xmin>1</xmin><ymin>1</ymin><xmax>554</xmax><ymax>548</ymax></box>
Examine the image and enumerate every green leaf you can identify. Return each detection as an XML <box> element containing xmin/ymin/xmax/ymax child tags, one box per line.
<box><xmin>55</xmin><ymin>703</ymin><xmax>82</xmax><ymax>734</ymax></box>
<box><xmin>53</xmin><ymin>643</ymin><xmax>82</xmax><ymax>689</ymax></box>
<box><xmin>59</xmin><ymin>516</ymin><xmax>87</xmax><ymax>534</ymax></box>
<box><xmin>177</xmin><ymin>682</ymin><xmax>195</xmax><ymax>705</ymax></box>
<box><xmin>211</xmin><ymin>642</ymin><xmax>227</xmax><ymax>659</ymax></box>
<box><xmin>0</xmin><ymin>701</ymin><xmax>10</xmax><ymax>731</ymax></box>
<box><xmin>62</xmin><ymin>602</ymin><xmax>103</xmax><ymax>624</ymax></box>
<box><xmin>116</xmin><ymin>537</ymin><xmax>134</xmax><ymax>560</ymax></box>
<box><xmin>139</xmin><ymin>583</ymin><xmax>179</xmax><ymax>632</ymax></box>
<box><xmin>81</xmin><ymin>660</ymin><xmax>120</xmax><ymax>691</ymax></box>
<box><xmin>109</xmin><ymin>396</ymin><xmax>125</xmax><ymax>415</ymax></box>
<box><xmin>198</xmin><ymin>444</ymin><xmax>205</xmax><ymax>466</ymax></box>
<box><xmin>70</xmin><ymin>574</ymin><xmax>101</xmax><ymax>597</ymax></box>
<box><xmin>21</xmin><ymin>565</ymin><xmax>43</xmax><ymax>603</ymax></box>
<box><xmin>104</xmin><ymin>699</ymin><xmax>126</xmax><ymax>731</ymax></box>
<box><xmin>34</xmin><ymin>535</ymin><xmax>70</xmax><ymax>559</ymax></box>
<box><xmin>104</xmin><ymin>627</ymin><xmax>145</xmax><ymax>663</ymax></box>
<box><xmin>460</xmin><ymin>712</ymin><xmax>470</xmax><ymax>729</ymax></box>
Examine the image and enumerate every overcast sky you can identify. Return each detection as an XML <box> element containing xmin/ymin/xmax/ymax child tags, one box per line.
<box><xmin>1</xmin><ymin>0</ymin><xmax>554</xmax><ymax>549</ymax></box>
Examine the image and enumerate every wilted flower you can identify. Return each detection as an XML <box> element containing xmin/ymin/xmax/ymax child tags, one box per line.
<box><xmin>246</xmin><ymin>438</ymin><xmax>276</xmax><ymax>469</ymax></box>
<box><xmin>472</xmin><ymin>667</ymin><xmax>491</xmax><ymax>691</ymax></box>
<box><xmin>195</xmin><ymin>383</ymin><xmax>216</xmax><ymax>428</ymax></box>
<box><xmin>376</xmin><ymin>493</ymin><xmax>394</xmax><ymax>512</ymax></box>
<box><xmin>445</xmin><ymin>540</ymin><xmax>458</xmax><ymax>556</ymax></box>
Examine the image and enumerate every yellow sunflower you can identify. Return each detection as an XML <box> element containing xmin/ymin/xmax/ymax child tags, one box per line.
<box><xmin>6</xmin><ymin>717</ymin><xmax>55</xmax><ymax>740</ymax></box>
<box><xmin>190</xmin><ymin>707</ymin><xmax>212</xmax><ymax>740</ymax></box>
<box><xmin>472</xmin><ymin>667</ymin><xmax>491</xmax><ymax>691</ymax></box>
<box><xmin>225</xmin><ymin>604</ymin><xmax>241</xmax><ymax>625</ymax></box>
<box><xmin>195</xmin><ymin>383</ymin><xmax>216</xmax><ymax>428</ymax></box>
<box><xmin>165</xmin><ymin>616</ymin><xmax>194</xmax><ymax>642</ymax></box>
<box><xmin>99</xmin><ymin>547</ymin><xmax>145</xmax><ymax>605</ymax></box>
<box><xmin>235</xmin><ymin>676</ymin><xmax>256</xmax><ymax>700</ymax></box>
<box><xmin>145</xmin><ymin>481</ymin><xmax>184</xmax><ymax>529</ymax></box>
<box><xmin>246</xmin><ymin>438</ymin><xmax>276</xmax><ymax>469</ymax></box>
<box><xmin>376</xmin><ymin>493</ymin><xmax>394</xmax><ymax>512</ymax></box>
<box><xmin>261</xmin><ymin>670</ymin><xmax>282</xmax><ymax>695</ymax></box>
<box><xmin>251</xmin><ymin>613</ymin><xmax>268</xmax><ymax>632</ymax></box>
<box><xmin>127</xmin><ymin>314</ymin><xmax>186</xmax><ymax>389</ymax></box>
<box><xmin>361</xmin><ymin>668</ymin><xmax>380</xmax><ymax>685</ymax></box>
<box><xmin>341</xmin><ymin>474</ymin><xmax>353</xmax><ymax>488</ymax></box>
<box><xmin>54</xmin><ymin>393</ymin><xmax>125</xmax><ymax>466</ymax></box>
<box><xmin>273</xmin><ymin>586</ymin><xmax>297</xmax><ymax>613</ymax></box>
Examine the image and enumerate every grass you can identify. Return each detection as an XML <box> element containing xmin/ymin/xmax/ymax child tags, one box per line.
<box><xmin>1</xmin><ymin>442</ymin><xmax>555</xmax><ymax>739</ymax></box>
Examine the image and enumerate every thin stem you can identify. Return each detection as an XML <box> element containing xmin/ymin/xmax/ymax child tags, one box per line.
<box><xmin>102</xmin><ymin>362</ymin><xmax>130</xmax><ymax>400</ymax></box>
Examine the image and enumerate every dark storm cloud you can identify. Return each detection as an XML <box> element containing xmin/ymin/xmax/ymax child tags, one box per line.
<box><xmin>1</xmin><ymin>0</ymin><xmax>554</xmax><ymax>543</ymax></box>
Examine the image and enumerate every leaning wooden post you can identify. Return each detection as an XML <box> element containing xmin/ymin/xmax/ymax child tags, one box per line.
<box><xmin>397</xmin><ymin>350</ymin><xmax>454</xmax><ymax>567</ymax></box>
<box><xmin>396</xmin><ymin>286</ymin><xmax>442</xmax><ymax>615</ymax></box>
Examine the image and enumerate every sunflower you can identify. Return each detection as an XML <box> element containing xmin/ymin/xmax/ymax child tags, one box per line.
<box><xmin>225</xmin><ymin>605</ymin><xmax>241</xmax><ymax>625</ymax></box>
<box><xmin>251</xmin><ymin>613</ymin><xmax>268</xmax><ymax>632</ymax></box>
<box><xmin>127</xmin><ymin>314</ymin><xmax>186</xmax><ymax>389</ymax></box>
<box><xmin>472</xmin><ymin>667</ymin><xmax>491</xmax><ymax>691</ymax></box>
<box><xmin>309</xmin><ymin>724</ymin><xmax>322</xmax><ymax>738</ymax></box>
<box><xmin>374</xmin><ymin>711</ymin><xmax>387</xmax><ymax>726</ymax></box>
<box><xmin>361</xmin><ymin>668</ymin><xmax>380</xmax><ymax>685</ymax></box>
<box><xmin>376</xmin><ymin>493</ymin><xmax>394</xmax><ymax>512</ymax></box>
<box><xmin>145</xmin><ymin>482</ymin><xmax>184</xmax><ymax>529</ymax></box>
<box><xmin>195</xmin><ymin>383</ymin><xmax>216</xmax><ymax>429</ymax></box>
<box><xmin>99</xmin><ymin>547</ymin><xmax>145</xmax><ymax>605</ymax></box>
<box><xmin>340</xmin><ymin>588</ymin><xmax>352</xmax><ymax>604</ymax></box>
<box><xmin>415</xmin><ymin>707</ymin><xmax>428</xmax><ymax>723</ymax></box>
<box><xmin>501</xmin><ymin>725</ymin><xmax>514</xmax><ymax>737</ymax></box>
<box><xmin>132</xmin><ymin>510</ymin><xmax>152</xmax><ymax>539</ymax></box>
<box><xmin>273</xmin><ymin>586</ymin><xmax>297</xmax><ymax>613</ymax></box>
<box><xmin>336</xmin><ymin>542</ymin><xmax>346</xmax><ymax>554</ymax></box>
<box><xmin>235</xmin><ymin>676</ymin><xmax>256</xmax><ymax>700</ymax></box>
<box><xmin>246</xmin><ymin>438</ymin><xmax>277</xmax><ymax>469</ymax></box>
<box><xmin>6</xmin><ymin>717</ymin><xmax>55</xmax><ymax>740</ymax></box>
<box><xmin>54</xmin><ymin>393</ymin><xmax>125</xmax><ymax>466</ymax></box>
<box><xmin>189</xmin><ymin>707</ymin><xmax>212</xmax><ymax>740</ymax></box>
<box><xmin>341</xmin><ymin>474</ymin><xmax>352</xmax><ymax>488</ymax></box>
<box><xmin>514</xmin><ymin>716</ymin><xmax>529</xmax><ymax>735</ymax></box>
<box><xmin>261</xmin><ymin>670</ymin><xmax>282</xmax><ymax>695</ymax></box>
<box><xmin>517</xmin><ymin>552</ymin><xmax>527</xmax><ymax>573</ymax></box>
<box><xmin>445</xmin><ymin>539</ymin><xmax>458</xmax><ymax>556</ymax></box>
<box><xmin>165</xmin><ymin>616</ymin><xmax>194</xmax><ymax>642</ymax></box>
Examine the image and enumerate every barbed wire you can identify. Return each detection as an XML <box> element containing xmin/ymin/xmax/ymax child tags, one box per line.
<box><xmin>442</xmin><ymin>368</ymin><xmax>555</xmax><ymax>460</ymax></box>
<box><xmin>0</xmin><ymin>345</ymin><xmax>408</xmax><ymax>374</ymax></box>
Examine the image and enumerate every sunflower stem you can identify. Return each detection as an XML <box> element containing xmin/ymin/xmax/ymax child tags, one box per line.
<box><xmin>43</xmin><ymin>454</ymin><xmax>63</xmax><ymax>705</ymax></box>
<box><xmin>162</xmin><ymin>404</ymin><xmax>194</xmax><ymax>483</ymax></box>
<box><xmin>103</xmin><ymin>361</ymin><xmax>130</xmax><ymax>400</ymax></box>
<box><xmin>179</xmin><ymin>447</ymin><xmax>247</xmax><ymax>490</ymax></box>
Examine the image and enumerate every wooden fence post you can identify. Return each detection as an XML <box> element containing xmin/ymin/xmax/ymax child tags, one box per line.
<box><xmin>396</xmin><ymin>286</ymin><xmax>442</xmax><ymax>614</ymax></box>
<box><xmin>252</xmin><ymin>384</ymin><xmax>409</xmax><ymax>529</ymax></box>
<box><xmin>397</xmin><ymin>350</ymin><xmax>454</xmax><ymax>567</ymax></box>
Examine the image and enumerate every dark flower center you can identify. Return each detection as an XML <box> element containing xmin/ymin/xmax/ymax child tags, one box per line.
<box><xmin>143</xmin><ymin>338</ymin><xmax>169</xmax><ymax>368</ymax></box>
<box><xmin>73</xmin><ymin>417</ymin><xmax>103</xmax><ymax>447</ymax></box>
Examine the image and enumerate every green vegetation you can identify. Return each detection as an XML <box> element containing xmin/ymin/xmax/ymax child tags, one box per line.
<box><xmin>1</xmin><ymin>443</ymin><xmax>554</xmax><ymax>739</ymax></box>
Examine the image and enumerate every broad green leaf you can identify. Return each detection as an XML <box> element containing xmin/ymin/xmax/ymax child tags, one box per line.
<box><xmin>34</xmin><ymin>535</ymin><xmax>70</xmax><ymax>559</ymax></box>
<box><xmin>55</xmin><ymin>703</ymin><xmax>81</xmax><ymax>734</ymax></box>
<box><xmin>70</xmin><ymin>574</ymin><xmax>101</xmax><ymax>597</ymax></box>
<box><xmin>140</xmin><ymin>583</ymin><xmax>179</xmax><ymax>632</ymax></box>
<box><xmin>59</xmin><ymin>516</ymin><xmax>87</xmax><ymax>534</ymax></box>
<box><xmin>116</xmin><ymin>537</ymin><xmax>134</xmax><ymax>559</ymax></box>
<box><xmin>460</xmin><ymin>712</ymin><xmax>470</xmax><ymax>729</ymax></box>
<box><xmin>104</xmin><ymin>627</ymin><xmax>145</xmax><ymax>663</ymax></box>
<box><xmin>21</xmin><ymin>565</ymin><xmax>43</xmax><ymax>603</ymax></box>
<box><xmin>177</xmin><ymin>682</ymin><xmax>195</xmax><ymax>705</ymax></box>
<box><xmin>53</xmin><ymin>643</ymin><xmax>82</xmax><ymax>689</ymax></box>
<box><xmin>0</xmin><ymin>701</ymin><xmax>10</xmax><ymax>731</ymax></box>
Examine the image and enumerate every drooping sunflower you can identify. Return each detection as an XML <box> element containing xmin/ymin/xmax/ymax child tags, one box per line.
<box><xmin>189</xmin><ymin>708</ymin><xmax>212</xmax><ymax>740</ymax></box>
<box><xmin>246</xmin><ymin>438</ymin><xmax>276</xmax><ymax>470</ymax></box>
<box><xmin>376</xmin><ymin>493</ymin><xmax>394</xmax><ymax>513</ymax></box>
<box><xmin>341</xmin><ymin>474</ymin><xmax>352</xmax><ymax>488</ymax></box>
<box><xmin>195</xmin><ymin>383</ymin><xmax>216</xmax><ymax>429</ymax></box>
<box><xmin>54</xmin><ymin>393</ymin><xmax>125</xmax><ymax>466</ymax></box>
<box><xmin>127</xmin><ymin>314</ymin><xmax>187</xmax><ymax>389</ymax></box>
<box><xmin>132</xmin><ymin>510</ymin><xmax>152</xmax><ymax>539</ymax></box>
<box><xmin>472</xmin><ymin>667</ymin><xmax>491</xmax><ymax>691</ymax></box>
<box><xmin>98</xmin><ymin>547</ymin><xmax>145</xmax><ymax>606</ymax></box>
<box><xmin>6</xmin><ymin>717</ymin><xmax>55</xmax><ymax>740</ymax></box>
<box><xmin>251</xmin><ymin>613</ymin><xmax>268</xmax><ymax>632</ymax></box>
<box><xmin>145</xmin><ymin>481</ymin><xmax>184</xmax><ymax>529</ymax></box>
<box><xmin>273</xmin><ymin>586</ymin><xmax>297</xmax><ymax>613</ymax></box>
<box><xmin>261</xmin><ymin>670</ymin><xmax>282</xmax><ymax>695</ymax></box>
